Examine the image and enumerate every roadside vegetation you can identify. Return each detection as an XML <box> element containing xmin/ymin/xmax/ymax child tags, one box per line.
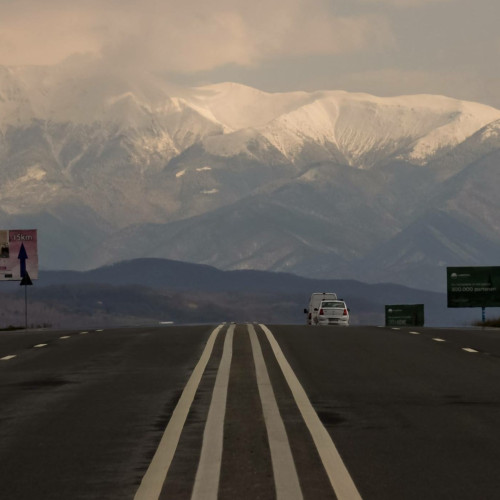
<box><xmin>473</xmin><ymin>317</ymin><xmax>500</xmax><ymax>328</ymax></box>
<box><xmin>0</xmin><ymin>325</ymin><xmax>24</xmax><ymax>331</ymax></box>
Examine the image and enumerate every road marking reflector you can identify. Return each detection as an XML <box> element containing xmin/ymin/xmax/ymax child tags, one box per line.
<box><xmin>462</xmin><ymin>347</ymin><xmax>479</xmax><ymax>353</ymax></box>
<box><xmin>134</xmin><ymin>324</ymin><xmax>224</xmax><ymax>500</ymax></box>
<box><xmin>33</xmin><ymin>343</ymin><xmax>47</xmax><ymax>348</ymax></box>
<box><xmin>248</xmin><ymin>325</ymin><xmax>303</xmax><ymax>500</ymax></box>
<box><xmin>1</xmin><ymin>355</ymin><xmax>16</xmax><ymax>361</ymax></box>
<box><xmin>260</xmin><ymin>324</ymin><xmax>362</xmax><ymax>500</ymax></box>
<box><xmin>432</xmin><ymin>338</ymin><xmax>446</xmax><ymax>342</ymax></box>
<box><xmin>191</xmin><ymin>325</ymin><xmax>235</xmax><ymax>500</ymax></box>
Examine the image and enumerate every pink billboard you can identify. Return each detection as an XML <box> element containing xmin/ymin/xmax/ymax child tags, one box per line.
<box><xmin>0</xmin><ymin>229</ymin><xmax>38</xmax><ymax>280</ymax></box>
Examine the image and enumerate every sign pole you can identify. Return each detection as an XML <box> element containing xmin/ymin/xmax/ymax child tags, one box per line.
<box><xmin>25</xmin><ymin>283</ymin><xmax>28</xmax><ymax>330</ymax></box>
<box><xmin>20</xmin><ymin>272</ymin><xmax>33</xmax><ymax>330</ymax></box>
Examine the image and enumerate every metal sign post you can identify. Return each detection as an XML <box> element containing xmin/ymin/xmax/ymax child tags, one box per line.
<box><xmin>20</xmin><ymin>272</ymin><xmax>33</xmax><ymax>330</ymax></box>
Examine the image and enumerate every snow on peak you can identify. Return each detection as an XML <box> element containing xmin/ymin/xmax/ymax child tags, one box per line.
<box><xmin>479</xmin><ymin>118</ymin><xmax>500</xmax><ymax>142</ymax></box>
<box><xmin>1</xmin><ymin>63</ymin><xmax>500</xmax><ymax>168</ymax></box>
<box><xmin>188</xmin><ymin>83</ymin><xmax>500</xmax><ymax>166</ymax></box>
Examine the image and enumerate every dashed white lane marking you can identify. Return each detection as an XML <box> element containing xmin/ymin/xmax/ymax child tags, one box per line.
<box><xmin>33</xmin><ymin>344</ymin><xmax>48</xmax><ymax>348</ymax></box>
<box><xmin>79</xmin><ymin>331</ymin><xmax>88</xmax><ymax>335</ymax></box>
<box><xmin>432</xmin><ymin>338</ymin><xmax>446</xmax><ymax>342</ymax></box>
<box><xmin>191</xmin><ymin>325</ymin><xmax>235</xmax><ymax>500</ymax></box>
<box><xmin>410</xmin><ymin>331</ymin><xmax>421</xmax><ymax>335</ymax></box>
<box><xmin>260</xmin><ymin>324</ymin><xmax>362</xmax><ymax>500</ymax></box>
<box><xmin>1</xmin><ymin>355</ymin><xmax>16</xmax><ymax>361</ymax></box>
<box><xmin>134</xmin><ymin>324</ymin><xmax>224</xmax><ymax>500</ymax></box>
<box><xmin>96</xmin><ymin>329</ymin><xmax>104</xmax><ymax>332</ymax></box>
<box><xmin>463</xmin><ymin>347</ymin><xmax>479</xmax><ymax>353</ymax></box>
<box><xmin>392</xmin><ymin>328</ymin><xmax>400</xmax><ymax>330</ymax></box>
<box><xmin>248</xmin><ymin>325</ymin><xmax>303</xmax><ymax>500</ymax></box>
<box><xmin>60</xmin><ymin>336</ymin><xmax>71</xmax><ymax>339</ymax></box>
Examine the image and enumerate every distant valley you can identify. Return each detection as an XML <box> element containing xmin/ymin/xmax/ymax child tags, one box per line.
<box><xmin>0</xmin><ymin>258</ymin><xmax>488</xmax><ymax>329</ymax></box>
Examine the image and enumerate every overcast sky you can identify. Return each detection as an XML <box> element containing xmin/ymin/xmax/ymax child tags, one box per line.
<box><xmin>1</xmin><ymin>0</ymin><xmax>499</xmax><ymax>107</ymax></box>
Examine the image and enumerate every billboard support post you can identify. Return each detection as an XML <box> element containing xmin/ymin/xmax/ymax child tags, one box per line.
<box><xmin>20</xmin><ymin>272</ymin><xmax>33</xmax><ymax>330</ymax></box>
<box><xmin>25</xmin><ymin>282</ymin><xmax>28</xmax><ymax>330</ymax></box>
<box><xmin>482</xmin><ymin>307</ymin><xmax>486</xmax><ymax>324</ymax></box>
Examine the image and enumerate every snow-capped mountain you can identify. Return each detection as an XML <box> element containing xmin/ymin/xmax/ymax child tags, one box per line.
<box><xmin>1</xmin><ymin>59</ymin><xmax>500</xmax><ymax>291</ymax></box>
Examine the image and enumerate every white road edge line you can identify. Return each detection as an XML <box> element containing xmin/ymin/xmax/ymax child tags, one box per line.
<box><xmin>134</xmin><ymin>324</ymin><xmax>224</xmax><ymax>500</ymax></box>
<box><xmin>248</xmin><ymin>325</ymin><xmax>303</xmax><ymax>500</ymax></box>
<box><xmin>1</xmin><ymin>355</ymin><xmax>16</xmax><ymax>361</ymax></box>
<box><xmin>191</xmin><ymin>324</ymin><xmax>235</xmax><ymax>500</ymax></box>
<box><xmin>260</xmin><ymin>324</ymin><xmax>362</xmax><ymax>500</ymax></box>
<box><xmin>463</xmin><ymin>347</ymin><xmax>479</xmax><ymax>353</ymax></box>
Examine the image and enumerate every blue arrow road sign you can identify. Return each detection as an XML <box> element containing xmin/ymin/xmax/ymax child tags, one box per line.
<box><xmin>18</xmin><ymin>243</ymin><xmax>28</xmax><ymax>278</ymax></box>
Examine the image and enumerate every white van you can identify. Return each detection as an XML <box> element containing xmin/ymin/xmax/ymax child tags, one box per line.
<box><xmin>304</xmin><ymin>292</ymin><xmax>338</xmax><ymax>325</ymax></box>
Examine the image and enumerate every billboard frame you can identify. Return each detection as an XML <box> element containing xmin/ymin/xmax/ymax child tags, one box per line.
<box><xmin>0</xmin><ymin>229</ymin><xmax>38</xmax><ymax>281</ymax></box>
<box><xmin>447</xmin><ymin>266</ymin><xmax>500</xmax><ymax>309</ymax></box>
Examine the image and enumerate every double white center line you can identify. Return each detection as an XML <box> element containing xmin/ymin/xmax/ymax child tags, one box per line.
<box><xmin>135</xmin><ymin>324</ymin><xmax>362</xmax><ymax>500</ymax></box>
<box><xmin>191</xmin><ymin>325</ymin><xmax>235</xmax><ymax>500</ymax></box>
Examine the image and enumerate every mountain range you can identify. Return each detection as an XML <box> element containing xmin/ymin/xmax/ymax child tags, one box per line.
<box><xmin>1</xmin><ymin>58</ymin><xmax>500</xmax><ymax>292</ymax></box>
<box><xmin>0</xmin><ymin>258</ymin><xmax>487</xmax><ymax>328</ymax></box>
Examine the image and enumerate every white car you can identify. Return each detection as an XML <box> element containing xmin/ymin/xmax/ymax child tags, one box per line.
<box><xmin>317</xmin><ymin>300</ymin><xmax>350</xmax><ymax>326</ymax></box>
<box><xmin>304</xmin><ymin>292</ymin><xmax>338</xmax><ymax>325</ymax></box>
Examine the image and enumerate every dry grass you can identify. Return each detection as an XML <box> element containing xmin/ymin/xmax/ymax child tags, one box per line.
<box><xmin>473</xmin><ymin>317</ymin><xmax>500</xmax><ymax>327</ymax></box>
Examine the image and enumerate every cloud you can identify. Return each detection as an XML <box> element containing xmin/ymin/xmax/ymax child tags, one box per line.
<box><xmin>357</xmin><ymin>0</ymin><xmax>453</xmax><ymax>5</ymax></box>
<box><xmin>325</xmin><ymin>68</ymin><xmax>500</xmax><ymax>109</ymax></box>
<box><xmin>0</xmin><ymin>0</ymin><xmax>392</xmax><ymax>72</ymax></box>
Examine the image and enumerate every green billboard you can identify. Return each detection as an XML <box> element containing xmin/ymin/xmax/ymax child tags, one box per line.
<box><xmin>385</xmin><ymin>304</ymin><xmax>424</xmax><ymax>327</ymax></box>
<box><xmin>447</xmin><ymin>267</ymin><xmax>500</xmax><ymax>308</ymax></box>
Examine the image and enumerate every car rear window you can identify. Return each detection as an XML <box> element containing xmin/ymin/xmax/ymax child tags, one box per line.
<box><xmin>321</xmin><ymin>301</ymin><xmax>345</xmax><ymax>308</ymax></box>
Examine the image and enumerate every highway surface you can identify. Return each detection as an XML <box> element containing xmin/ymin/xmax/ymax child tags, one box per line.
<box><xmin>1</xmin><ymin>324</ymin><xmax>499</xmax><ymax>499</ymax></box>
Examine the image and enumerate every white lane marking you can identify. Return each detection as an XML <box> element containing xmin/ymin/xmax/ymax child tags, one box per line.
<box><xmin>134</xmin><ymin>324</ymin><xmax>224</xmax><ymax>500</ymax></box>
<box><xmin>260</xmin><ymin>325</ymin><xmax>362</xmax><ymax>500</ymax></box>
<box><xmin>80</xmin><ymin>331</ymin><xmax>88</xmax><ymax>335</ymax></box>
<box><xmin>391</xmin><ymin>328</ymin><xmax>400</xmax><ymax>330</ymax></box>
<box><xmin>410</xmin><ymin>331</ymin><xmax>421</xmax><ymax>335</ymax></box>
<box><xmin>1</xmin><ymin>355</ymin><xmax>17</xmax><ymax>361</ymax></box>
<box><xmin>96</xmin><ymin>329</ymin><xmax>104</xmax><ymax>332</ymax></box>
<box><xmin>191</xmin><ymin>325</ymin><xmax>235</xmax><ymax>500</ymax></box>
<box><xmin>432</xmin><ymin>338</ymin><xmax>446</xmax><ymax>342</ymax></box>
<box><xmin>248</xmin><ymin>325</ymin><xmax>303</xmax><ymax>500</ymax></box>
<box><xmin>463</xmin><ymin>347</ymin><xmax>479</xmax><ymax>353</ymax></box>
<box><xmin>60</xmin><ymin>336</ymin><xmax>71</xmax><ymax>339</ymax></box>
<box><xmin>33</xmin><ymin>344</ymin><xmax>47</xmax><ymax>348</ymax></box>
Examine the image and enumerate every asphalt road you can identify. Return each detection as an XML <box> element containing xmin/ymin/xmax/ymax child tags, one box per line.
<box><xmin>1</xmin><ymin>324</ymin><xmax>499</xmax><ymax>499</ymax></box>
